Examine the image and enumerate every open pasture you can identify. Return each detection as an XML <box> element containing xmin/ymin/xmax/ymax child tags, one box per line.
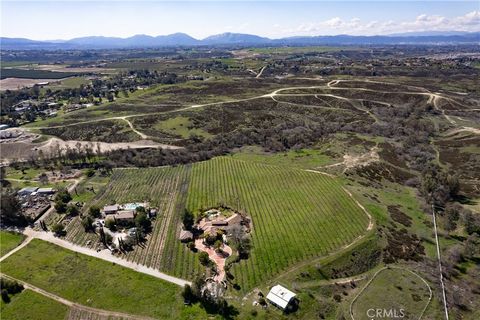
<box><xmin>351</xmin><ymin>267</ymin><xmax>432</xmax><ymax>320</ymax></box>
<box><xmin>0</xmin><ymin>231</ymin><xmax>25</xmax><ymax>257</ymax></box>
<box><xmin>0</xmin><ymin>289</ymin><xmax>69</xmax><ymax>320</ymax></box>
<box><xmin>0</xmin><ymin>239</ymin><xmax>209</xmax><ymax>319</ymax></box>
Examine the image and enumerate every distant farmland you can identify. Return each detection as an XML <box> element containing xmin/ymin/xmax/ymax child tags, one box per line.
<box><xmin>0</xmin><ymin>68</ymin><xmax>81</xmax><ymax>79</ymax></box>
<box><xmin>73</xmin><ymin>157</ymin><xmax>370</xmax><ymax>291</ymax></box>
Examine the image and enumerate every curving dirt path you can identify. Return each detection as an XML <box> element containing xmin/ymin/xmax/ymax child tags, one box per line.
<box><xmin>349</xmin><ymin>266</ymin><xmax>433</xmax><ymax>320</ymax></box>
<box><xmin>23</xmin><ymin>79</ymin><xmax>478</xmax><ymax>143</ymax></box>
<box><xmin>122</xmin><ymin>118</ymin><xmax>148</xmax><ymax>139</ymax></box>
<box><xmin>0</xmin><ymin>273</ymin><xmax>156</xmax><ymax>320</ymax></box>
<box><xmin>255</xmin><ymin>66</ymin><xmax>266</xmax><ymax>79</ymax></box>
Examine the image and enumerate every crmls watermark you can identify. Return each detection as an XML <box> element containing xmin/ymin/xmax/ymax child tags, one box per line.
<box><xmin>366</xmin><ymin>308</ymin><xmax>405</xmax><ymax>319</ymax></box>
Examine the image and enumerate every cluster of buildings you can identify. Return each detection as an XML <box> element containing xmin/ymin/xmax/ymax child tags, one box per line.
<box><xmin>102</xmin><ymin>202</ymin><xmax>156</xmax><ymax>225</ymax></box>
<box><xmin>17</xmin><ymin>186</ymin><xmax>56</xmax><ymax>220</ymax></box>
<box><xmin>64</xmin><ymin>103</ymin><xmax>94</xmax><ymax>113</ymax></box>
<box><xmin>179</xmin><ymin>208</ymin><xmax>247</xmax><ymax>242</ymax></box>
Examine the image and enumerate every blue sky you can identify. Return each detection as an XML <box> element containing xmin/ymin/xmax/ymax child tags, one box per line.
<box><xmin>1</xmin><ymin>1</ymin><xmax>479</xmax><ymax>40</ymax></box>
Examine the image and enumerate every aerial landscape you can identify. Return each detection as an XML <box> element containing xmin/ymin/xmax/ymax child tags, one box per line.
<box><xmin>0</xmin><ymin>1</ymin><xmax>479</xmax><ymax>319</ymax></box>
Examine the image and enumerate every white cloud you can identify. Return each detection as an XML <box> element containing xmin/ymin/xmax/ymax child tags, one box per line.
<box><xmin>284</xmin><ymin>11</ymin><xmax>480</xmax><ymax>36</ymax></box>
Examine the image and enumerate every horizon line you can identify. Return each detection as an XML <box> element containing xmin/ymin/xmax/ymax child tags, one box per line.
<box><xmin>3</xmin><ymin>30</ymin><xmax>479</xmax><ymax>42</ymax></box>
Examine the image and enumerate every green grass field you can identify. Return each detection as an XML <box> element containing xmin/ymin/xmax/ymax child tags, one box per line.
<box><xmin>0</xmin><ymin>231</ymin><xmax>25</xmax><ymax>257</ymax></box>
<box><xmin>0</xmin><ymin>239</ymin><xmax>210</xmax><ymax>319</ymax></box>
<box><xmin>232</xmin><ymin>146</ymin><xmax>334</xmax><ymax>169</ymax></box>
<box><xmin>351</xmin><ymin>267</ymin><xmax>431</xmax><ymax>320</ymax></box>
<box><xmin>0</xmin><ymin>289</ymin><xmax>69</xmax><ymax>320</ymax></box>
<box><xmin>153</xmin><ymin>116</ymin><xmax>212</xmax><ymax>138</ymax></box>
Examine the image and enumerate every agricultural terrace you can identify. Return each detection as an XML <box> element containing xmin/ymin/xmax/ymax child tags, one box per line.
<box><xmin>73</xmin><ymin>157</ymin><xmax>370</xmax><ymax>291</ymax></box>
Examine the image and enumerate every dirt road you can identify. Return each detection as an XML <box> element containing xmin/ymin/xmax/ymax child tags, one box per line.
<box><xmin>0</xmin><ymin>273</ymin><xmax>155</xmax><ymax>320</ymax></box>
<box><xmin>12</xmin><ymin>228</ymin><xmax>191</xmax><ymax>287</ymax></box>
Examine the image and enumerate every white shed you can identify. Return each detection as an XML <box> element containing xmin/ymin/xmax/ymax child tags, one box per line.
<box><xmin>266</xmin><ymin>285</ymin><xmax>296</xmax><ymax>310</ymax></box>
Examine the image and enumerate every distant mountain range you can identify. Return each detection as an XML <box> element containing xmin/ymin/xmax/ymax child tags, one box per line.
<box><xmin>1</xmin><ymin>31</ymin><xmax>479</xmax><ymax>50</ymax></box>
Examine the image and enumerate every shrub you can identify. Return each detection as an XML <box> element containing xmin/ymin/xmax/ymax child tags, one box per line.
<box><xmin>135</xmin><ymin>212</ymin><xmax>151</xmax><ymax>232</ymax></box>
<box><xmin>85</xmin><ymin>168</ymin><xmax>95</xmax><ymax>177</ymax></box>
<box><xmin>82</xmin><ymin>216</ymin><xmax>94</xmax><ymax>232</ymax></box>
<box><xmin>66</xmin><ymin>204</ymin><xmax>79</xmax><ymax>216</ymax></box>
<box><xmin>198</xmin><ymin>251</ymin><xmax>211</xmax><ymax>266</ymax></box>
<box><xmin>105</xmin><ymin>219</ymin><xmax>116</xmax><ymax>231</ymax></box>
<box><xmin>89</xmin><ymin>206</ymin><xmax>101</xmax><ymax>218</ymax></box>
<box><xmin>51</xmin><ymin>223</ymin><xmax>65</xmax><ymax>236</ymax></box>
<box><xmin>187</xmin><ymin>242</ymin><xmax>196</xmax><ymax>251</ymax></box>
<box><xmin>54</xmin><ymin>200</ymin><xmax>67</xmax><ymax>214</ymax></box>
<box><xmin>1</xmin><ymin>289</ymin><xmax>10</xmax><ymax>303</ymax></box>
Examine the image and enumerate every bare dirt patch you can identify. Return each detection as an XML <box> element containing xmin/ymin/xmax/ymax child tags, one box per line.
<box><xmin>0</xmin><ymin>78</ymin><xmax>60</xmax><ymax>91</ymax></box>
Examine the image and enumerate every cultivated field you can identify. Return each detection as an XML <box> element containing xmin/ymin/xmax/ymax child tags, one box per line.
<box><xmin>66</xmin><ymin>157</ymin><xmax>370</xmax><ymax>292</ymax></box>
<box><xmin>186</xmin><ymin>157</ymin><xmax>370</xmax><ymax>291</ymax></box>
<box><xmin>64</xmin><ymin>165</ymin><xmax>204</xmax><ymax>279</ymax></box>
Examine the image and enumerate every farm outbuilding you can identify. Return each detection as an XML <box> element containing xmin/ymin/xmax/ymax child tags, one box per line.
<box><xmin>37</xmin><ymin>187</ymin><xmax>55</xmax><ymax>195</ymax></box>
<box><xmin>103</xmin><ymin>204</ymin><xmax>119</xmax><ymax>215</ymax></box>
<box><xmin>266</xmin><ymin>285</ymin><xmax>297</xmax><ymax>310</ymax></box>
<box><xmin>114</xmin><ymin>210</ymin><xmax>136</xmax><ymax>223</ymax></box>
<box><xmin>18</xmin><ymin>187</ymin><xmax>39</xmax><ymax>196</ymax></box>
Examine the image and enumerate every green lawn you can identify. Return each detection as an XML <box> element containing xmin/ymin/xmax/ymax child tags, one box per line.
<box><xmin>0</xmin><ymin>289</ymin><xmax>69</xmax><ymax>320</ymax></box>
<box><xmin>0</xmin><ymin>231</ymin><xmax>25</xmax><ymax>257</ymax></box>
<box><xmin>5</xmin><ymin>167</ymin><xmax>44</xmax><ymax>180</ymax></box>
<box><xmin>153</xmin><ymin>115</ymin><xmax>212</xmax><ymax>138</ymax></box>
<box><xmin>0</xmin><ymin>239</ymin><xmax>210</xmax><ymax>319</ymax></box>
<box><xmin>351</xmin><ymin>267</ymin><xmax>431</xmax><ymax>320</ymax></box>
<box><xmin>232</xmin><ymin>146</ymin><xmax>334</xmax><ymax>169</ymax></box>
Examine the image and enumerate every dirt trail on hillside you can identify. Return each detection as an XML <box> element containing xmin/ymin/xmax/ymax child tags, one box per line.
<box><xmin>38</xmin><ymin>137</ymin><xmax>181</xmax><ymax>154</ymax></box>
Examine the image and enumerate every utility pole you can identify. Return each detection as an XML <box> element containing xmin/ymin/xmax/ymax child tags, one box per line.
<box><xmin>431</xmin><ymin>204</ymin><xmax>449</xmax><ymax>320</ymax></box>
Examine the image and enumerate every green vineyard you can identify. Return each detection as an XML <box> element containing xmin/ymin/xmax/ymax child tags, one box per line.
<box><xmin>74</xmin><ymin>157</ymin><xmax>370</xmax><ymax>291</ymax></box>
<box><xmin>186</xmin><ymin>157</ymin><xmax>370</xmax><ymax>290</ymax></box>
